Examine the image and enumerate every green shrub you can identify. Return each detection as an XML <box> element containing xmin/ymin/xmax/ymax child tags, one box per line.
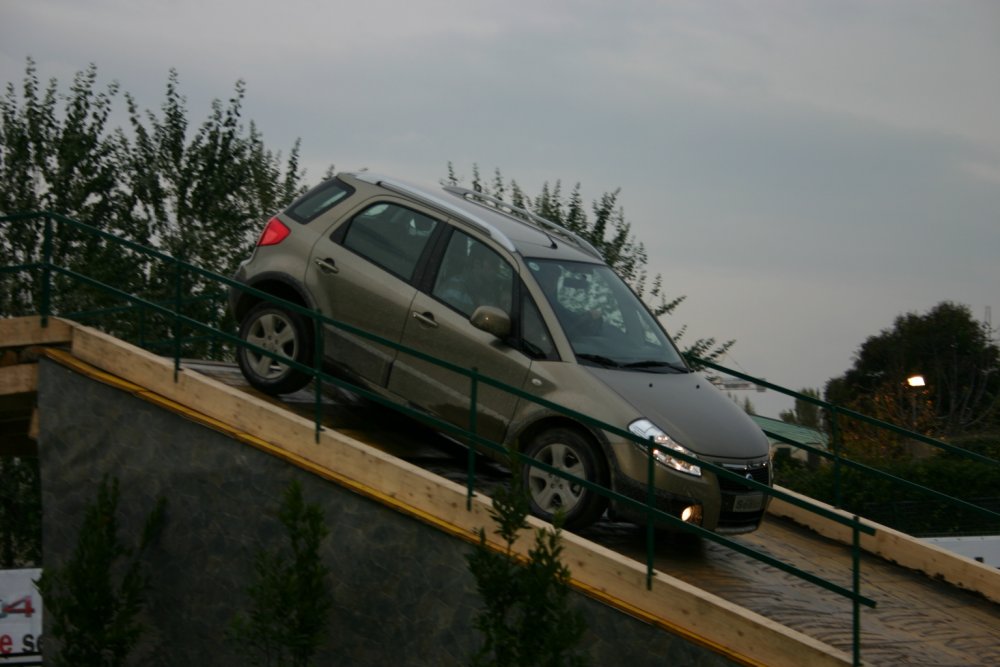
<box><xmin>228</xmin><ymin>480</ymin><xmax>332</xmax><ymax>667</ymax></box>
<box><xmin>466</xmin><ymin>462</ymin><xmax>587</xmax><ymax>667</ymax></box>
<box><xmin>36</xmin><ymin>475</ymin><xmax>166</xmax><ymax>667</ymax></box>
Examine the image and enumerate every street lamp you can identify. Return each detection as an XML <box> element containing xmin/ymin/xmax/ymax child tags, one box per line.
<box><xmin>905</xmin><ymin>375</ymin><xmax>927</xmax><ymax>458</ymax></box>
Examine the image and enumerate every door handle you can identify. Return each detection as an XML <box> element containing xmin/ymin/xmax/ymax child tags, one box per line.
<box><xmin>314</xmin><ymin>258</ymin><xmax>338</xmax><ymax>274</ymax></box>
<box><xmin>412</xmin><ymin>311</ymin><xmax>438</xmax><ymax>328</ymax></box>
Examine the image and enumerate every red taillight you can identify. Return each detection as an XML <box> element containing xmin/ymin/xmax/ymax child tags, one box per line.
<box><xmin>257</xmin><ymin>217</ymin><xmax>290</xmax><ymax>246</ymax></box>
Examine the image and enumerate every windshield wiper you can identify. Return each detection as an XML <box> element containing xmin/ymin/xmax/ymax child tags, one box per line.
<box><xmin>576</xmin><ymin>353</ymin><xmax>621</xmax><ymax>369</ymax></box>
<box><xmin>622</xmin><ymin>360</ymin><xmax>691</xmax><ymax>373</ymax></box>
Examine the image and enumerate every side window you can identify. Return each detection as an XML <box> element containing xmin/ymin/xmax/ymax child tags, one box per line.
<box><xmin>341</xmin><ymin>203</ymin><xmax>439</xmax><ymax>281</ymax></box>
<box><xmin>286</xmin><ymin>179</ymin><xmax>354</xmax><ymax>223</ymax></box>
<box><xmin>432</xmin><ymin>232</ymin><xmax>513</xmax><ymax>318</ymax></box>
<box><xmin>521</xmin><ymin>290</ymin><xmax>557</xmax><ymax>360</ymax></box>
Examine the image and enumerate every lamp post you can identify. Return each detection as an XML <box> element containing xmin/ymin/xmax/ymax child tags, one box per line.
<box><xmin>906</xmin><ymin>375</ymin><xmax>924</xmax><ymax>427</ymax></box>
<box><xmin>905</xmin><ymin>375</ymin><xmax>927</xmax><ymax>458</ymax></box>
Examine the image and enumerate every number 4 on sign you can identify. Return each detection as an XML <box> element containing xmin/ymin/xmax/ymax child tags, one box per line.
<box><xmin>1</xmin><ymin>596</ymin><xmax>35</xmax><ymax>618</ymax></box>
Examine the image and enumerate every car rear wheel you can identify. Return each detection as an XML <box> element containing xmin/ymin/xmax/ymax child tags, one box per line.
<box><xmin>522</xmin><ymin>427</ymin><xmax>608</xmax><ymax>529</ymax></box>
<box><xmin>237</xmin><ymin>302</ymin><xmax>314</xmax><ymax>395</ymax></box>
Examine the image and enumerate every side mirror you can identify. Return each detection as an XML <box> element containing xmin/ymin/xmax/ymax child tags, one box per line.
<box><xmin>470</xmin><ymin>306</ymin><xmax>511</xmax><ymax>339</ymax></box>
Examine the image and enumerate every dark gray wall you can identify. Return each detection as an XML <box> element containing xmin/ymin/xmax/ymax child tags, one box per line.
<box><xmin>37</xmin><ymin>359</ymin><xmax>737</xmax><ymax>666</ymax></box>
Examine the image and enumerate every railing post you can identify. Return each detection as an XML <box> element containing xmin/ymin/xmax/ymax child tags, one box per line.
<box><xmin>313</xmin><ymin>316</ymin><xmax>324</xmax><ymax>444</ymax></box>
<box><xmin>172</xmin><ymin>255</ymin><xmax>183</xmax><ymax>382</ymax></box>
<box><xmin>646</xmin><ymin>436</ymin><xmax>656</xmax><ymax>590</ymax></box>
<box><xmin>139</xmin><ymin>303</ymin><xmax>147</xmax><ymax>349</ymax></box>
<box><xmin>852</xmin><ymin>514</ymin><xmax>862</xmax><ymax>666</ymax></box>
<box><xmin>40</xmin><ymin>214</ymin><xmax>53</xmax><ymax>327</ymax></box>
<box><xmin>466</xmin><ymin>368</ymin><xmax>479</xmax><ymax>511</ymax></box>
<box><xmin>831</xmin><ymin>406</ymin><xmax>843</xmax><ymax>508</ymax></box>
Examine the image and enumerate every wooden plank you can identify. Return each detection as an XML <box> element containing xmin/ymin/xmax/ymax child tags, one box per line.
<box><xmin>0</xmin><ymin>316</ymin><xmax>73</xmax><ymax>347</ymax></box>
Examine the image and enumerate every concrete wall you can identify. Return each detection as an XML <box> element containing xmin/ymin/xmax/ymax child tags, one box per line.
<box><xmin>37</xmin><ymin>358</ymin><xmax>737</xmax><ymax>666</ymax></box>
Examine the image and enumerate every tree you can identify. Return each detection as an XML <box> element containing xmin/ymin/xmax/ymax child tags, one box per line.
<box><xmin>0</xmin><ymin>60</ymin><xmax>128</xmax><ymax>318</ymax></box>
<box><xmin>466</xmin><ymin>461</ymin><xmax>586</xmax><ymax>667</ymax></box>
<box><xmin>737</xmin><ymin>395</ymin><xmax>757</xmax><ymax>416</ymax></box>
<box><xmin>36</xmin><ymin>475</ymin><xmax>167</xmax><ymax>667</ymax></box>
<box><xmin>0</xmin><ymin>59</ymin><xmax>309</xmax><ymax>354</ymax></box>
<box><xmin>443</xmin><ymin>162</ymin><xmax>733</xmax><ymax>361</ymax></box>
<box><xmin>826</xmin><ymin>302</ymin><xmax>1000</xmax><ymax>440</ymax></box>
<box><xmin>779</xmin><ymin>388</ymin><xmax>822</xmax><ymax>430</ymax></box>
<box><xmin>229</xmin><ymin>480</ymin><xmax>332</xmax><ymax>667</ymax></box>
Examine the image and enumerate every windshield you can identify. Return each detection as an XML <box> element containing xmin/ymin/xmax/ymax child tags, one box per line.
<box><xmin>527</xmin><ymin>259</ymin><xmax>688</xmax><ymax>372</ymax></box>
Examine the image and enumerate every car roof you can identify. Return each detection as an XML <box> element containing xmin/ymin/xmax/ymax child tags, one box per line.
<box><xmin>343</xmin><ymin>171</ymin><xmax>603</xmax><ymax>264</ymax></box>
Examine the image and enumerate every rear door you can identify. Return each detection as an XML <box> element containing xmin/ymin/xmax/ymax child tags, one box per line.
<box><xmin>305</xmin><ymin>199</ymin><xmax>442</xmax><ymax>386</ymax></box>
<box><xmin>388</xmin><ymin>228</ymin><xmax>532</xmax><ymax>444</ymax></box>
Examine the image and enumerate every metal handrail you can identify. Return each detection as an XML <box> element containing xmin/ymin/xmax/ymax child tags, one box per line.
<box><xmin>23</xmin><ymin>212</ymin><xmax>1000</xmax><ymax>664</ymax></box>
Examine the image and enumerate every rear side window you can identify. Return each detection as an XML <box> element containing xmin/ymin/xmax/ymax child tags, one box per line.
<box><xmin>432</xmin><ymin>231</ymin><xmax>513</xmax><ymax>318</ymax></box>
<box><xmin>285</xmin><ymin>179</ymin><xmax>355</xmax><ymax>223</ymax></box>
<box><xmin>342</xmin><ymin>203</ymin><xmax>439</xmax><ymax>281</ymax></box>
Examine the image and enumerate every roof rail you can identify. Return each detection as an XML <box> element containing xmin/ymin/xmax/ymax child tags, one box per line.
<box><xmin>352</xmin><ymin>173</ymin><xmax>517</xmax><ymax>253</ymax></box>
<box><xmin>442</xmin><ymin>186</ymin><xmax>603</xmax><ymax>259</ymax></box>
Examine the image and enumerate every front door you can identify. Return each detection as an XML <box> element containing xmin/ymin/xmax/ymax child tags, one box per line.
<box><xmin>388</xmin><ymin>230</ymin><xmax>531</xmax><ymax>445</ymax></box>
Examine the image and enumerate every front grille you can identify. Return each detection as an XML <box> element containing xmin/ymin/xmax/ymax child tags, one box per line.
<box><xmin>717</xmin><ymin>460</ymin><xmax>771</xmax><ymax>493</ymax></box>
<box><xmin>715</xmin><ymin>460</ymin><xmax>771</xmax><ymax>533</ymax></box>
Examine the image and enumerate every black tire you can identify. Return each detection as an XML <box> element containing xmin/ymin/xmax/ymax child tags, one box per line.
<box><xmin>521</xmin><ymin>427</ymin><xmax>608</xmax><ymax>529</ymax></box>
<box><xmin>236</xmin><ymin>302</ymin><xmax>314</xmax><ymax>395</ymax></box>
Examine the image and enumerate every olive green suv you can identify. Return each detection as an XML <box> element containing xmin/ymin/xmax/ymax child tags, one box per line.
<box><xmin>228</xmin><ymin>172</ymin><xmax>771</xmax><ymax>533</ymax></box>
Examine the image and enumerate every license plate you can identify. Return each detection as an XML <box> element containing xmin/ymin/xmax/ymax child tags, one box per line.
<box><xmin>732</xmin><ymin>493</ymin><xmax>764</xmax><ymax>513</ymax></box>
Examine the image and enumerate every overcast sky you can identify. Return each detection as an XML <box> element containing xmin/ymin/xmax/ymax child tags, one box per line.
<box><xmin>3</xmin><ymin>0</ymin><xmax>998</xmax><ymax>417</ymax></box>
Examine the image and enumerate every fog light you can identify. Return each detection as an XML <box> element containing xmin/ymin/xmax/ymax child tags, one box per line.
<box><xmin>681</xmin><ymin>505</ymin><xmax>702</xmax><ymax>524</ymax></box>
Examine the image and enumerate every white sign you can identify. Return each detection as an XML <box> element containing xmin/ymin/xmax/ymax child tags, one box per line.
<box><xmin>0</xmin><ymin>569</ymin><xmax>43</xmax><ymax>663</ymax></box>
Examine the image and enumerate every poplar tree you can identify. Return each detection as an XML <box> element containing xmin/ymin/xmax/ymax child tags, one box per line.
<box><xmin>0</xmin><ymin>59</ymin><xmax>308</xmax><ymax>353</ymax></box>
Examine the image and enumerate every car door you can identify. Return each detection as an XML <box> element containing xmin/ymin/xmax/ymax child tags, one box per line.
<box><xmin>305</xmin><ymin>199</ymin><xmax>441</xmax><ymax>386</ymax></box>
<box><xmin>388</xmin><ymin>228</ymin><xmax>532</xmax><ymax>445</ymax></box>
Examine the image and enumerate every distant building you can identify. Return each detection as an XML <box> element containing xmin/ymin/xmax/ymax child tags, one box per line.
<box><xmin>750</xmin><ymin>414</ymin><xmax>828</xmax><ymax>463</ymax></box>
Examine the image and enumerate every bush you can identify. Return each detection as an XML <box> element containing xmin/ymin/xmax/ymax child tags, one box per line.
<box><xmin>228</xmin><ymin>480</ymin><xmax>332</xmax><ymax>667</ymax></box>
<box><xmin>36</xmin><ymin>475</ymin><xmax>166</xmax><ymax>667</ymax></box>
<box><xmin>774</xmin><ymin>454</ymin><xmax>1000</xmax><ymax>536</ymax></box>
<box><xmin>466</xmin><ymin>461</ymin><xmax>587</xmax><ymax>667</ymax></box>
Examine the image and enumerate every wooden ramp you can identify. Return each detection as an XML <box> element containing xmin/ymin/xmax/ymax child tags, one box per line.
<box><xmin>4</xmin><ymin>316</ymin><xmax>999</xmax><ymax>666</ymax></box>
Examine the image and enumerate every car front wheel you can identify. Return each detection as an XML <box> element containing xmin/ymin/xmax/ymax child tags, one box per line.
<box><xmin>237</xmin><ymin>302</ymin><xmax>314</xmax><ymax>395</ymax></box>
<box><xmin>522</xmin><ymin>427</ymin><xmax>608</xmax><ymax>530</ymax></box>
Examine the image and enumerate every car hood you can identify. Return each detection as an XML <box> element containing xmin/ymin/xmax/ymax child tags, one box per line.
<box><xmin>585</xmin><ymin>366</ymin><xmax>769</xmax><ymax>460</ymax></box>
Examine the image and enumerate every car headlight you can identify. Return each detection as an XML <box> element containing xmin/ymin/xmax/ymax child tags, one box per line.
<box><xmin>628</xmin><ymin>419</ymin><xmax>702</xmax><ymax>477</ymax></box>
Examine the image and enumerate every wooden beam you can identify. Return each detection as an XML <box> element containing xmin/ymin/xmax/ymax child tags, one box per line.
<box><xmin>0</xmin><ymin>364</ymin><xmax>37</xmax><ymax>395</ymax></box>
<box><xmin>0</xmin><ymin>316</ymin><xmax>73</xmax><ymax>348</ymax></box>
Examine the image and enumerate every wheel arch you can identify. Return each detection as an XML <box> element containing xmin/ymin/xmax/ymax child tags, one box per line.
<box><xmin>231</xmin><ymin>273</ymin><xmax>316</xmax><ymax>324</ymax></box>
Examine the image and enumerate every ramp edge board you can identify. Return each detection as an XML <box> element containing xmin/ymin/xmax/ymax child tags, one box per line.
<box><xmin>34</xmin><ymin>317</ymin><xmax>851</xmax><ymax>667</ymax></box>
<box><xmin>0</xmin><ymin>316</ymin><xmax>73</xmax><ymax>348</ymax></box>
<box><xmin>768</xmin><ymin>487</ymin><xmax>1000</xmax><ymax>604</ymax></box>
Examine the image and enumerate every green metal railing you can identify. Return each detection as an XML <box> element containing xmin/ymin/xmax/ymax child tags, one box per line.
<box><xmin>11</xmin><ymin>211</ymin><xmax>996</xmax><ymax>665</ymax></box>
